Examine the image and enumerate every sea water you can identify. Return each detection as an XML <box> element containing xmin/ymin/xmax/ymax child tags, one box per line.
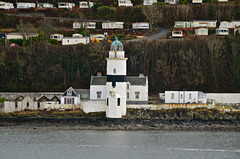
<box><xmin>0</xmin><ymin>129</ymin><xmax>239</xmax><ymax>159</ymax></box>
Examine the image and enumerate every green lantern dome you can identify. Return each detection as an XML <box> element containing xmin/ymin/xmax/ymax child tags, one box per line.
<box><xmin>110</xmin><ymin>37</ymin><xmax>123</xmax><ymax>51</ymax></box>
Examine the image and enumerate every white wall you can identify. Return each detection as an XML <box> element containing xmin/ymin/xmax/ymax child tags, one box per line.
<box><xmin>90</xmin><ymin>85</ymin><xmax>107</xmax><ymax>100</ymax></box>
<box><xmin>127</xmin><ymin>85</ymin><xmax>148</xmax><ymax>102</ymax></box>
<box><xmin>62</xmin><ymin>37</ymin><xmax>89</xmax><ymax>45</ymax></box>
<box><xmin>107</xmin><ymin>59</ymin><xmax>127</xmax><ymax>75</ymax></box>
<box><xmin>165</xmin><ymin>91</ymin><xmax>201</xmax><ymax>104</ymax></box>
<box><xmin>206</xmin><ymin>93</ymin><xmax>240</xmax><ymax>104</ymax></box>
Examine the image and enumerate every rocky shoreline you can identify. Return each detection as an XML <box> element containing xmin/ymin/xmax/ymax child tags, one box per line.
<box><xmin>0</xmin><ymin>108</ymin><xmax>239</xmax><ymax>131</ymax></box>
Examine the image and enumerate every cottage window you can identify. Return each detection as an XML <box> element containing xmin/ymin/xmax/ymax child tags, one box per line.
<box><xmin>97</xmin><ymin>91</ymin><xmax>102</xmax><ymax>99</ymax></box>
<box><xmin>27</xmin><ymin>102</ymin><xmax>29</xmax><ymax>108</ymax></box>
<box><xmin>67</xmin><ymin>40</ymin><xmax>69</xmax><ymax>42</ymax></box>
<box><xmin>67</xmin><ymin>90</ymin><xmax>71</xmax><ymax>96</ymax></box>
<box><xmin>127</xmin><ymin>84</ymin><xmax>129</xmax><ymax>90</ymax></box>
<box><xmin>38</xmin><ymin>103</ymin><xmax>40</xmax><ymax>109</ymax></box>
<box><xmin>113</xmin><ymin>68</ymin><xmax>116</xmax><ymax>74</ymax></box>
<box><xmin>171</xmin><ymin>93</ymin><xmax>174</xmax><ymax>99</ymax></box>
<box><xmin>180</xmin><ymin>94</ymin><xmax>183</xmax><ymax>99</ymax></box>
<box><xmin>135</xmin><ymin>92</ymin><xmax>140</xmax><ymax>99</ymax></box>
<box><xmin>189</xmin><ymin>94</ymin><xmax>192</xmax><ymax>99</ymax></box>
<box><xmin>127</xmin><ymin>92</ymin><xmax>129</xmax><ymax>99</ymax></box>
<box><xmin>117</xmin><ymin>98</ymin><xmax>120</xmax><ymax>106</ymax></box>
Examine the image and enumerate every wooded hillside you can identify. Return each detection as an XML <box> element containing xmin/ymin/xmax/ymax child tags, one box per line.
<box><xmin>0</xmin><ymin>35</ymin><xmax>239</xmax><ymax>93</ymax></box>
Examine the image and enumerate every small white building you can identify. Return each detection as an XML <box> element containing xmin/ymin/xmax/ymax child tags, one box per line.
<box><xmin>102</xmin><ymin>22</ymin><xmax>124</xmax><ymax>29</ymax></box>
<box><xmin>218</xmin><ymin>0</ymin><xmax>228</xmax><ymax>2</ymax></box>
<box><xmin>193</xmin><ymin>20</ymin><xmax>217</xmax><ymax>28</ymax></box>
<box><xmin>60</xmin><ymin>87</ymin><xmax>81</xmax><ymax>105</ymax></box>
<box><xmin>216</xmin><ymin>28</ymin><xmax>229</xmax><ymax>36</ymax></box>
<box><xmin>73</xmin><ymin>22</ymin><xmax>96</xmax><ymax>29</ymax></box>
<box><xmin>143</xmin><ymin>0</ymin><xmax>157</xmax><ymax>5</ymax></box>
<box><xmin>0</xmin><ymin>1</ymin><xmax>14</xmax><ymax>9</ymax></box>
<box><xmin>79</xmin><ymin>1</ymin><xmax>94</xmax><ymax>8</ymax></box>
<box><xmin>37</xmin><ymin>3</ymin><xmax>54</xmax><ymax>8</ymax></box>
<box><xmin>164</xmin><ymin>0</ymin><xmax>179</xmax><ymax>4</ymax></box>
<box><xmin>172</xmin><ymin>30</ymin><xmax>184</xmax><ymax>38</ymax></box>
<box><xmin>50</xmin><ymin>34</ymin><xmax>64</xmax><ymax>41</ymax></box>
<box><xmin>231</xmin><ymin>20</ymin><xmax>240</xmax><ymax>28</ymax></box>
<box><xmin>58</xmin><ymin>2</ymin><xmax>75</xmax><ymax>9</ymax></box>
<box><xmin>7</xmin><ymin>33</ymin><xmax>38</xmax><ymax>40</ymax></box>
<box><xmin>165</xmin><ymin>91</ymin><xmax>207</xmax><ymax>104</ymax></box>
<box><xmin>17</xmin><ymin>2</ymin><xmax>36</xmax><ymax>9</ymax></box>
<box><xmin>90</xmin><ymin>34</ymin><xmax>105</xmax><ymax>41</ymax></box>
<box><xmin>192</xmin><ymin>0</ymin><xmax>202</xmax><ymax>3</ymax></box>
<box><xmin>62</xmin><ymin>37</ymin><xmax>89</xmax><ymax>45</ymax></box>
<box><xmin>219</xmin><ymin>21</ymin><xmax>234</xmax><ymax>29</ymax></box>
<box><xmin>118</xmin><ymin>0</ymin><xmax>133</xmax><ymax>6</ymax></box>
<box><xmin>195</xmin><ymin>28</ymin><xmax>208</xmax><ymax>35</ymax></box>
<box><xmin>132</xmin><ymin>22</ymin><xmax>149</xmax><ymax>30</ymax></box>
<box><xmin>72</xmin><ymin>33</ymin><xmax>83</xmax><ymax>38</ymax></box>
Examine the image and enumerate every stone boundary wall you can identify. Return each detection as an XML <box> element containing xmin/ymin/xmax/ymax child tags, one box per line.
<box><xmin>0</xmin><ymin>92</ymin><xmax>63</xmax><ymax>100</ymax></box>
<box><xmin>81</xmin><ymin>100</ymin><xmax>106</xmax><ymax>113</ymax></box>
<box><xmin>45</xmin><ymin>104</ymin><xmax>81</xmax><ymax>110</ymax></box>
<box><xmin>206</xmin><ymin>93</ymin><xmax>240</xmax><ymax>105</ymax></box>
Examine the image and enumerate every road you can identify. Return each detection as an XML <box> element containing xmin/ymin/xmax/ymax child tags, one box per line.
<box><xmin>126</xmin><ymin>27</ymin><xmax>171</xmax><ymax>42</ymax></box>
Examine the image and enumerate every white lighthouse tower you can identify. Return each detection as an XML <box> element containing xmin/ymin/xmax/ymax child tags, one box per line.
<box><xmin>106</xmin><ymin>37</ymin><xmax>127</xmax><ymax>118</ymax></box>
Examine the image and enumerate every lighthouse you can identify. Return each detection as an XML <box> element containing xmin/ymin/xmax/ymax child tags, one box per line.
<box><xmin>106</xmin><ymin>37</ymin><xmax>127</xmax><ymax>118</ymax></box>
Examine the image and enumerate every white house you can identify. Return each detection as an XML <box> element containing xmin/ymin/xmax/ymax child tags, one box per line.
<box><xmin>216</xmin><ymin>28</ymin><xmax>229</xmax><ymax>36</ymax></box>
<box><xmin>37</xmin><ymin>3</ymin><xmax>54</xmax><ymax>8</ymax></box>
<box><xmin>164</xmin><ymin>0</ymin><xmax>179</xmax><ymax>4</ymax></box>
<box><xmin>172</xmin><ymin>30</ymin><xmax>184</xmax><ymax>38</ymax></box>
<box><xmin>60</xmin><ymin>87</ymin><xmax>81</xmax><ymax>105</ymax></box>
<box><xmin>58</xmin><ymin>2</ymin><xmax>75</xmax><ymax>9</ymax></box>
<box><xmin>132</xmin><ymin>22</ymin><xmax>149</xmax><ymax>30</ymax></box>
<box><xmin>0</xmin><ymin>1</ymin><xmax>14</xmax><ymax>9</ymax></box>
<box><xmin>218</xmin><ymin>0</ymin><xmax>228</xmax><ymax>2</ymax></box>
<box><xmin>73</xmin><ymin>22</ymin><xmax>96</xmax><ymax>29</ymax></box>
<box><xmin>102</xmin><ymin>22</ymin><xmax>124</xmax><ymax>29</ymax></box>
<box><xmin>62</xmin><ymin>37</ymin><xmax>89</xmax><ymax>45</ymax></box>
<box><xmin>143</xmin><ymin>0</ymin><xmax>157</xmax><ymax>5</ymax></box>
<box><xmin>90</xmin><ymin>34</ymin><xmax>105</xmax><ymax>41</ymax></box>
<box><xmin>193</xmin><ymin>20</ymin><xmax>217</xmax><ymax>28</ymax></box>
<box><xmin>118</xmin><ymin>0</ymin><xmax>133</xmax><ymax>6</ymax></box>
<box><xmin>50</xmin><ymin>34</ymin><xmax>64</xmax><ymax>41</ymax></box>
<box><xmin>195</xmin><ymin>28</ymin><xmax>208</xmax><ymax>35</ymax></box>
<box><xmin>231</xmin><ymin>20</ymin><xmax>240</xmax><ymax>28</ymax></box>
<box><xmin>17</xmin><ymin>3</ymin><xmax>36</xmax><ymax>9</ymax></box>
<box><xmin>192</xmin><ymin>0</ymin><xmax>202</xmax><ymax>3</ymax></box>
<box><xmin>219</xmin><ymin>21</ymin><xmax>234</xmax><ymax>29</ymax></box>
<box><xmin>79</xmin><ymin>1</ymin><xmax>94</xmax><ymax>8</ymax></box>
<box><xmin>90</xmin><ymin>37</ymin><xmax>148</xmax><ymax>118</ymax></box>
<box><xmin>165</xmin><ymin>91</ymin><xmax>207</xmax><ymax>104</ymax></box>
<box><xmin>7</xmin><ymin>33</ymin><xmax>38</xmax><ymax>40</ymax></box>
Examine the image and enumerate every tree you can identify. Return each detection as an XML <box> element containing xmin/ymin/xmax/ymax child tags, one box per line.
<box><xmin>37</xmin><ymin>20</ymin><xmax>54</xmax><ymax>42</ymax></box>
<box><xmin>142</xmin><ymin>5</ymin><xmax>163</xmax><ymax>30</ymax></box>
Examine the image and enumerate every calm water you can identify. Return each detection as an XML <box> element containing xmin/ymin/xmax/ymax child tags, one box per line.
<box><xmin>0</xmin><ymin>129</ymin><xmax>239</xmax><ymax>159</ymax></box>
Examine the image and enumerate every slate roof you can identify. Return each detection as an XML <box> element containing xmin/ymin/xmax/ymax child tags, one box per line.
<box><xmin>90</xmin><ymin>76</ymin><xmax>147</xmax><ymax>86</ymax></box>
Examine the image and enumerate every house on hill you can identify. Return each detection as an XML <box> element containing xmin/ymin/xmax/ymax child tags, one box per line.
<box><xmin>0</xmin><ymin>1</ymin><xmax>14</xmax><ymax>9</ymax></box>
<box><xmin>143</xmin><ymin>0</ymin><xmax>157</xmax><ymax>5</ymax></box>
<box><xmin>118</xmin><ymin>0</ymin><xmax>133</xmax><ymax>6</ymax></box>
<box><xmin>79</xmin><ymin>1</ymin><xmax>94</xmax><ymax>8</ymax></box>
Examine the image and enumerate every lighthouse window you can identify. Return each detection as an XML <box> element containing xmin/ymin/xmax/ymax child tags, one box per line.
<box><xmin>97</xmin><ymin>91</ymin><xmax>102</xmax><ymax>99</ymax></box>
<box><xmin>117</xmin><ymin>98</ymin><xmax>120</xmax><ymax>106</ymax></box>
<box><xmin>113</xmin><ymin>68</ymin><xmax>116</xmax><ymax>74</ymax></box>
<box><xmin>135</xmin><ymin>92</ymin><xmax>140</xmax><ymax>99</ymax></box>
<box><xmin>127</xmin><ymin>92</ymin><xmax>129</xmax><ymax>99</ymax></box>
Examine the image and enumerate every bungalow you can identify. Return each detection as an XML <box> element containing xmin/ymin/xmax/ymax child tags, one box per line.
<box><xmin>60</xmin><ymin>87</ymin><xmax>81</xmax><ymax>105</ymax></box>
<box><xmin>58</xmin><ymin>2</ymin><xmax>75</xmax><ymax>9</ymax></box>
<box><xmin>192</xmin><ymin>0</ymin><xmax>203</xmax><ymax>3</ymax></box>
<box><xmin>102</xmin><ymin>22</ymin><xmax>124</xmax><ymax>29</ymax></box>
<box><xmin>79</xmin><ymin>1</ymin><xmax>94</xmax><ymax>8</ymax></box>
<box><xmin>143</xmin><ymin>0</ymin><xmax>157</xmax><ymax>5</ymax></box>
<box><xmin>62</xmin><ymin>37</ymin><xmax>90</xmax><ymax>45</ymax></box>
<box><xmin>132</xmin><ymin>22</ymin><xmax>149</xmax><ymax>30</ymax></box>
<box><xmin>0</xmin><ymin>1</ymin><xmax>14</xmax><ymax>9</ymax></box>
<box><xmin>231</xmin><ymin>20</ymin><xmax>240</xmax><ymax>28</ymax></box>
<box><xmin>7</xmin><ymin>33</ymin><xmax>38</xmax><ymax>40</ymax></box>
<box><xmin>165</xmin><ymin>91</ymin><xmax>207</xmax><ymax>104</ymax></box>
<box><xmin>174</xmin><ymin>21</ymin><xmax>194</xmax><ymax>28</ymax></box>
<box><xmin>164</xmin><ymin>0</ymin><xmax>179</xmax><ymax>4</ymax></box>
<box><xmin>50</xmin><ymin>34</ymin><xmax>64</xmax><ymax>41</ymax></box>
<box><xmin>17</xmin><ymin>2</ymin><xmax>36</xmax><ymax>9</ymax></box>
<box><xmin>216</xmin><ymin>28</ymin><xmax>229</xmax><ymax>36</ymax></box>
<box><xmin>73</xmin><ymin>22</ymin><xmax>96</xmax><ymax>29</ymax></box>
<box><xmin>193</xmin><ymin>20</ymin><xmax>217</xmax><ymax>28</ymax></box>
<box><xmin>37</xmin><ymin>3</ymin><xmax>54</xmax><ymax>8</ymax></box>
<box><xmin>218</xmin><ymin>0</ymin><xmax>228</xmax><ymax>2</ymax></box>
<box><xmin>90</xmin><ymin>34</ymin><xmax>105</xmax><ymax>41</ymax></box>
<box><xmin>118</xmin><ymin>0</ymin><xmax>133</xmax><ymax>6</ymax></box>
<box><xmin>172</xmin><ymin>30</ymin><xmax>184</xmax><ymax>38</ymax></box>
<box><xmin>195</xmin><ymin>28</ymin><xmax>208</xmax><ymax>35</ymax></box>
<box><xmin>72</xmin><ymin>33</ymin><xmax>83</xmax><ymax>38</ymax></box>
<box><xmin>219</xmin><ymin>21</ymin><xmax>234</xmax><ymax>29</ymax></box>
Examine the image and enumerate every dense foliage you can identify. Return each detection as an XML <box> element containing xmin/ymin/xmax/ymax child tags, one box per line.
<box><xmin>0</xmin><ymin>35</ymin><xmax>239</xmax><ymax>93</ymax></box>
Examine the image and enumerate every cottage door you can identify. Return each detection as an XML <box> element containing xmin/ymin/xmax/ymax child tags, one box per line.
<box><xmin>179</xmin><ymin>91</ymin><xmax>184</xmax><ymax>103</ymax></box>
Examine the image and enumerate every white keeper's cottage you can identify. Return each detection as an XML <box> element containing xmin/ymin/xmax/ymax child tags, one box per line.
<box><xmin>90</xmin><ymin>37</ymin><xmax>148</xmax><ymax>118</ymax></box>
